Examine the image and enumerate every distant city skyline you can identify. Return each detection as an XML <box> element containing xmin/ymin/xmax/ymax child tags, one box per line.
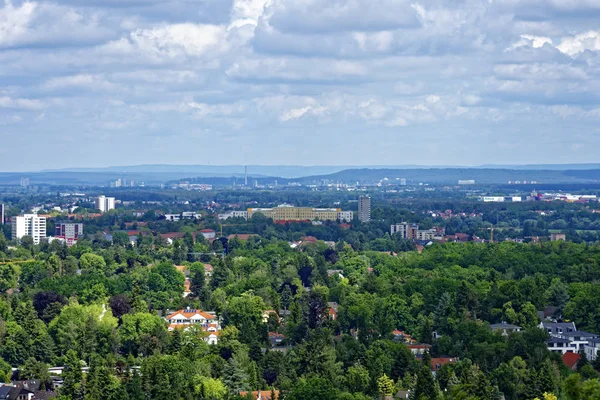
<box><xmin>1</xmin><ymin>0</ymin><xmax>599</xmax><ymax>170</ymax></box>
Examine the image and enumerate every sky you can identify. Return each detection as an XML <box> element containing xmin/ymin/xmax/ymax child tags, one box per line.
<box><xmin>1</xmin><ymin>0</ymin><xmax>600</xmax><ymax>171</ymax></box>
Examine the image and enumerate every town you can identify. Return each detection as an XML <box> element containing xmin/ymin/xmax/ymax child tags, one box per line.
<box><xmin>1</xmin><ymin>178</ymin><xmax>600</xmax><ymax>399</ymax></box>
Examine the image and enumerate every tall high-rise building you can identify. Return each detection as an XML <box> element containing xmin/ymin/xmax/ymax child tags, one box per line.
<box><xmin>0</xmin><ymin>204</ymin><xmax>4</xmax><ymax>225</ymax></box>
<box><xmin>12</xmin><ymin>214</ymin><xmax>46</xmax><ymax>244</ymax></box>
<box><xmin>20</xmin><ymin>177</ymin><xmax>30</xmax><ymax>188</ymax></box>
<box><xmin>358</xmin><ymin>195</ymin><xmax>371</xmax><ymax>223</ymax></box>
<box><xmin>95</xmin><ymin>195</ymin><xmax>116</xmax><ymax>213</ymax></box>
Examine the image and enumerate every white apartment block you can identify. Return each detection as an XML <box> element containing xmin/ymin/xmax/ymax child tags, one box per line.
<box><xmin>96</xmin><ymin>195</ymin><xmax>115</xmax><ymax>213</ymax></box>
<box><xmin>338</xmin><ymin>211</ymin><xmax>354</xmax><ymax>222</ymax></box>
<box><xmin>12</xmin><ymin>214</ymin><xmax>47</xmax><ymax>244</ymax></box>
<box><xmin>218</xmin><ymin>211</ymin><xmax>248</xmax><ymax>220</ymax></box>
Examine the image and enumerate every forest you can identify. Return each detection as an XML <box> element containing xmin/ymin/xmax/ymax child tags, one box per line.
<box><xmin>1</xmin><ymin>223</ymin><xmax>600</xmax><ymax>399</ymax></box>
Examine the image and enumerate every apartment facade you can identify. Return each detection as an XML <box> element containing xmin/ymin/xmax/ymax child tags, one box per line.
<box><xmin>95</xmin><ymin>195</ymin><xmax>115</xmax><ymax>213</ymax></box>
<box><xmin>247</xmin><ymin>205</ymin><xmax>342</xmax><ymax>221</ymax></box>
<box><xmin>55</xmin><ymin>222</ymin><xmax>83</xmax><ymax>246</ymax></box>
<box><xmin>391</xmin><ymin>222</ymin><xmax>419</xmax><ymax>239</ymax></box>
<box><xmin>540</xmin><ymin>321</ymin><xmax>598</xmax><ymax>355</ymax></box>
<box><xmin>358</xmin><ymin>195</ymin><xmax>371</xmax><ymax>222</ymax></box>
<box><xmin>12</xmin><ymin>214</ymin><xmax>47</xmax><ymax>244</ymax></box>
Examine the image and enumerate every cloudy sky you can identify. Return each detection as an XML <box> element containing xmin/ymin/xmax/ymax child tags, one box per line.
<box><xmin>1</xmin><ymin>0</ymin><xmax>600</xmax><ymax>171</ymax></box>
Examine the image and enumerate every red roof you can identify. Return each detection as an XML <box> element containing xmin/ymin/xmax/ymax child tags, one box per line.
<box><xmin>166</xmin><ymin>309</ymin><xmax>215</xmax><ymax>320</ymax></box>
<box><xmin>200</xmin><ymin>229</ymin><xmax>215</xmax><ymax>233</ymax></box>
<box><xmin>239</xmin><ymin>391</ymin><xmax>279</xmax><ymax>400</ymax></box>
<box><xmin>431</xmin><ymin>357</ymin><xmax>458</xmax><ymax>371</ymax></box>
<box><xmin>562</xmin><ymin>352</ymin><xmax>580</xmax><ymax>369</ymax></box>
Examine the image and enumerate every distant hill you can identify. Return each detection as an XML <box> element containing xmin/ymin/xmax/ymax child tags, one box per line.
<box><xmin>295</xmin><ymin>168</ymin><xmax>600</xmax><ymax>185</ymax></box>
<box><xmin>5</xmin><ymin>164</ymin><xmax>600</xmax><ymax>186</ymax></box>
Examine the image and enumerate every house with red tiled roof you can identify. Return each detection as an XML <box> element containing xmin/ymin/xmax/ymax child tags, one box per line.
<box><xmin>204</xmin><ymin>264</ymin><xmax>213</xmax><ymax>278</ymax></box>
<box><xmin>165</xmin><ymin>307</ymin><xmax>220</xmax><ymax>344</ymax></box>
<box><xmin>431</xmin><ymin>357</ymin><xmax>458</xmax><ymax>371</ymax></box>
<box><xmin>562</xmin><ymin>352</ymin><xmax>580</xmax><ymax>370</ymax></box>
<box><xmin>327</xmin><ymin>302</ymin><xmax>339</xmax><ymax>320</ymax></box>
<box><xmin>239</xmin><ymin>390</ymin><xmax>279</xmax><ymax>400</ymax></box>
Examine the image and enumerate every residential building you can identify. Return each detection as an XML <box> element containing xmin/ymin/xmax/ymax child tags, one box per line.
<box><xmin>551</xmin><ymin>233</ymin><xmax>566</xmax><ymax>241</ymax></box>
<box><xmin>20</xmin><ymin>177</ymin><xmax>30</xmax><ymax>187</ymax></box>
<box><xmin>219</xmin><ymin>211</ymin><xmax>248</xmax><ymax>220</ymax></box>
<box><xmin>181</xmin><ymin>211</ymin><xmax>200</xmax><ymax>219</ymax></box>
<box><xmin>431</xmin><ymin>357</ymin><xmax>458</xmax><ymax>371</ymax></box>
<box><xmin>391</xmin><ymin>222</ymin><xmax>419</xmax><ymax>239</ymax></box>
<box><xmin>482</xmin><ymin>196</ymin><xmax>505</xmax><ymax>202</ymax></box>
<box><xmin>268</xmin><ymin>332</ymin><xmax>285</xmax><ymax>346</ymax></box>
<box><xmin>165</xmin><ymin>212</ymin><xmax>200</xmax><ymax>221</ymax></box>
<box><xmin>95</xmin><ymin>195</ymin><xmax>115</xmax><ymax>213</ymax></box>
<box><xmin>490</xmin><ymin>321</ymin><xmax>522</xmax><ymax>336</ymax></box>
<box><xmin>204</xmin><ymin>264</ymin><xmax>213</xmax><ymax>278</ymax></box>
<box><xmin>338</xmin><ymin>211</ymin><xmax>354</xmax><ymax>222</ymax></box>
<box><xmin>164</xmin><ymin>214</ymin><xmax>180</xmax><ymax>222</ymax></box>
<box><xmin>400</xmin><ymin>178</ymin><xmax>407</xmax><ymax>186</ymax></box>
<box><xmin>247</xmin><ymin>205</ymin><xmax>343</xmax><ymax>222</ymax></box>
<box><xmin>54</xmin><ymin>222</ymin><xmax>83</xmax><ymax>246</ymax></box>
<box><xmin>540</xmin><ymin>321</ymin><xmax>598</xmax><ymax>354</ymax></box>
<box><xmin>11</xmin><ymin>214</ymin><xmax>46</xmax><ymax>244</ymax></box>
<box><xmin>199</xmin><ymin>229</ymin><xmax>216</xmax><ymax>240</ymax></box>
<box><xmin>585</xmin><ymin>338</ymin><xmax>600</xmax><ymax>361</ymax></box>
<box><xmin>358</xmin><ymin>195</ymin><xmax>371</xmax><ymax>222</ymax></box>
<box><xmin>239</xmin><ymin>390</ymin><xmax>279</xmax><ymax>400</ymax></box>
<box><xmin>407</xmin><ymin>344</ymin><xmax>432</xmax><ymax>355</ymax></box>
<box><xmin>327</xmin><ymin>302</ymin><xmax>339</xmax><ymax>320</ymax></box>
<box><xmin>0</xmin><ymin>203</ymin><xmax>4</xmax><ymax>224</ymax></box>
<box><xmin>165</xmin><ymin>308</ymin><xmax>220</xmax><ymax>345</ymax></box>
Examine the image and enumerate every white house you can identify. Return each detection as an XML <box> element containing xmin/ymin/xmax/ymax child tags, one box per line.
<box><xmin>164</xmin><ymin>214</ymin><xmax>181</xmax><ymax>222</ymax></box>
<box><xmin>338</xmin><ymin>211</ymin><xmax>353</xmax><ymax>222</ymax></box>
<box><xmin>539</xmin><ymin>322</ymin><xmax>598</xmax><ymax>354</ymax></box>
<box><xmin>165</xmin><ymin>308</ymin><xmax>220</xmax><ymax>345</ymax></box>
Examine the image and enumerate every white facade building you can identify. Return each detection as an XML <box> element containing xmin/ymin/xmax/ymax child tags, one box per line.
<box><xmin>164</xmin><ymin>214</ymin><xmax>181</xmax><ymax>222</ymax></box>
<box><xmin>540</xmin><ymin>322</ymin><xmax>598</xmax><ymax>355</ymax></box>
<box><xmin>165</xmin><ymin>308</ymin><xmax>220</xmax><ymax>345</ymax></box>
<box><xmin>338</xmin><ymin>211</ymin><xmax>354</xmax><ymax>222</ymax></box>
<box><xmin>218</xmin><ymin>211</ymin><xmax>248</xmax><ymax>220</ymax></box>
<box><xmin>96</xmin><ymin>196</ymin><xmax>115</xmax><ymax>213</ymax></box>
<box><xmin>12</xmin><ymin>214</ymin><xmax>47</xmax><ymax>244</ymax></box>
